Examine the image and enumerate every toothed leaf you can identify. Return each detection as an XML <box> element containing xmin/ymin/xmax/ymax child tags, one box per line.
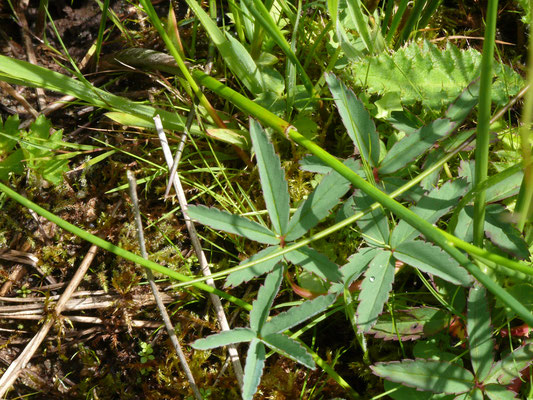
<box><xmin>187</xmin><ymin>205</ymin><xmax>278</xmax><ymax>245</ymax></box>
<box><xmin>261</xmin><ymin>333</ymin><xmax>315</xmax><ymax>369</ymax></box>
<box><xmin>250</xmin><ymin>266</ymin><xmax>283</xmax><ymax>332</ymax></box>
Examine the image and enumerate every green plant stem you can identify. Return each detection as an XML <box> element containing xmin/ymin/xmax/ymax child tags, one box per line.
<box><xmin>473</xmin><ymin>0</ymin><xmax>498</xmax><ymax>246</ymax></box>
<box><xmin>515</xmin><ymin>32</ymin><xmax>533</xmax><ymax>231</ymax></box>
<box><xmin>192</xmin><ymin>70</ymin><xmax>533</xmax><ymax>327</ymax></box>
<box><xmin>0</xmin><ymin>181</ymin><xmax>251</xmax><ymax>311</ymax></box>
<box><xmin>138</xmin><ymin>0</ymin><xmax>226</xmax><ymax>128</ymax></box>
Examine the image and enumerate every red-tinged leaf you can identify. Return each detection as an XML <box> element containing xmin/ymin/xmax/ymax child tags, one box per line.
<box><xmin>369</xmin><ymin>307</ymin><xmax>448</xmax><ymax>341</ymax></box>
<box><xmin>371</xmin><ymin>360</ymin><xmax>474</xmax><ymax>394</ymax></box>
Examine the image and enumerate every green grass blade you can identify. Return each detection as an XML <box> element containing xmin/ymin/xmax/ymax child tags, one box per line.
<box><xmin>467</xmin><ymin>285</ymin><xmax>494</xmax><ymax>381</ymax></box>
<box><xmin>473</xmin><ymin>0</ymin><xmax>499</xmax><ymax>246</ymax></box>
<box><xmin>239</xmin><ymin>0</ymin><xmax>314</xmax><ymax>94</ymax></box>
<box><xmin>346</xmin><ymin>0</ymin><xmax>374</xmax><ymax>53</ymax></box>
<box><xmin>183</xmin><ymin>0</ymin><xmax>265</xmax><ymax>95</ymax></box>
<box><xmin>250</xmin><ymin>119</ymin><xmax>290</xmax><ymax>236</ymax></box>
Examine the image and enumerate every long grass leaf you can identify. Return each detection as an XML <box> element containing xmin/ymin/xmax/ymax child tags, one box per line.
<box><xmin>473</xmin><ymin>0</ymin><xmax>498</xmax><ymax>246</ymax></box>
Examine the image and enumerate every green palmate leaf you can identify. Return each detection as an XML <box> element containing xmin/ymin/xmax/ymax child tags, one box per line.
<box><xmin>249</xmin><ymin>119</ymin><xmax>290</xmax><ymax>236</ymax></box>
<box><xmin>467</xmin><ymin>285</ymin><xmax>494</xmax><ymax>381</ymax></box>
<box><xmin>0</xmin><ymin>150</ymin><xmax>23</xmax><ymax>180</ymax></box>
<box><xmin>330</xmin><ymin>247</ymin><xmax>378</xmax><ymax>293</ymax></box>
<box><xmin>285</xmin><ymin>170</ymin><xmax>351</xmax><ymax>241</ymax></box>
<box><xmin>379</xmin><ymin>118</ymin><xmax>455</xmax><ymax>175</ymax></box>
<box><xmin>394</xmin><ymin>241</ymin><xmax>472</xmax><ymax>286</ymax></box>
<box><xmin>350</xmin><ymin>191</ymin><xmax>389</xmax><ymax>247</ymax></box>
<box><xmin>0</xmin><ymin>115</ymin><xmax>19</xmax><ymax>154</ymax></box>
<box><xmin>357</xmin><ymin>250</ymin><xmax>395</xmax><ymax>333</ymax></box>
<box><xmin>326</xmin><ymin>73</ymin><xmax>380</xmax><ymax>167</ymax></box>
<box><xmin>261</xmin><ymin>293</ymin><xmax>337</xmax><ymax>336</ymax></box>
<box><xmin>349</xmin><ymin>40</ymin><xmax>523</xmax><ymax>110</ymax></box>
<box><xmin>484</xmin><ymin>385</ymin><xmax>519</xmax><ymax>400</ymax></box>
<box><xmin>187</xmin><ymin>205</ymin><xmax>278</xmax><ymax>245</ymax></box>
<box><xmin>485</xmin><ymin>342</ymin><xmax>533</xmax><ymax>385</ymax></box>
<box><xmin>225</xmin><ymin>246</ymin><xmax>283</xmax><ymax>287</ymax></box>
<box><xmin>250</xmin><ymin>266</ymin><xmax>283</xmax><ymax>332</ymax></box>
<box><xmin>192</xmin><ymin>327</ymin><xmax>256</xmax><ymax>350</ymax></box>
<box><xmin>284</xmin><ymin>246</ymin><xmax>342</xmax><ymax>282</ymax></box>
<box><xmin>371</xmin><ymin>360</ymin><xmax>475</xmax><ymax>394</ymax></box>
<box><xmin>242</xmin><ymin>339</ymin><xmax>266</xmax><ymax>400</ymax></box>
<box><xmin>454</xmin><ymin>205</ymin><xmax>530</xmax><ymax>259</ymax></box>
<box><xmin>261</xmin><ymin>333</ymin><xmax>315</xmax><ymax>369</ymax></box>
<box><xmin>20</xmin><ymin>116</ymin><xmax>69</xmax><ymax>185</ymax></box>
<box><xmin>390</xmin><ymin>180</ymin><xmax>469</xmax><ymax>246</ymax></box>
<box><xmin>369</xmin><ymin>307</ymin><xmax>448</xmax><ymax>341</ymax></box>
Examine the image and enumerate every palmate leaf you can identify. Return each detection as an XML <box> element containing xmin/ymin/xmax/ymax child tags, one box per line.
<box><xmin>453</xmin><ymin>205</ymin><xmax>530</xmax><ymax>259</ymax></box>
<box><xmin>225</xmin><ymin>246</ymin><xmax>283</xmax><ymax>287</ymax></box>
<box><xmin>242</xmin><ymin>339</ymin><xmax>266</xmax><ymax>400</ymax></box>
<box><xmin>187</xmin><ymin>205</ymin><xmax>278</xmax><ymax>245</ymax></box>
<box><xmin>330</xmin><ymin>247</ymin><xmax>378</xmax><ymax>293</ymax></box>
<box><xmin>485</xmin><ymin>342</ymin><xmax>533</xmax><ymax>385</ymax></box>
<box><xmin>393</xmin><ymin>240</ymin><xmax>472</xmax><ymax>286</ymax></box>
<box><xmin>390</xmin><ymin>179</ymin><xmax>469</xmax><ymax>246</ymax></box>
<box><xmin>249</xmin><ymin>119</ymin><xmax>290</xmax><ymax>236</ymax></box>
<box><xmin>250</xmin><ymin>266</ymin><xmax>283</xmax><ymax>332</ymax></box>
<box><xmin>357</xmin><ymin>250</ymin><xmax>395</xmax><ymax>333</ymax></box>
<box><xmin>326</xmin><ymin>73</ymin><xmax>380</xmax><ymax>167</ymax></box>
<box><xmin>467</xmin><ymin>285</ymin><xmax>494</xmax><ymax>381</ymax></box>
<box><xmin>261</xmin><ymin>293</ymin><xmax>337</xmax><ymax>336</ymax></box>
<box><xmin>484</xmin><ymin>385</ymin><xmax>519</xmax><ymax>400</ymax></box>
<box><xmin>261</xmin><ymin>333</ymin><xmax>315</xmax><ymax>369</ymax></box>
<box><xmin>191</xmin><ymin>327</ymin><xmax>256</xmax><ymax>349</ymax></box>
<box><xmin>349</xmin><ymin>191</ymin><xmax>389</xmax><ymax>247</ymax></box>
<box><xmin>284</xmin><ymin>246</ymin><xmax>342</xmax><ymax>282</ymax></box>
<box><xmin>369</xmin><ymin>307</ymin><xmax>448</xmax><ymax>341</ymax></box>
<box><xmin>379</xmin><ymin>119</ymin><xmax>455</xmax><ymax>175</ymax></box>
<box><xmin>349</xmin><ymin>40</ymin><xmax>523</xmax><ymax>110</ymax></box>
<box><xmin>285</xmin><ymin>169</ymin><xmax>351</xmax><ymax>242</ymax></box>
<box><xmin>371</xmin><ymin>360</ymin><xmax>474</xmax><ymax>394</ymax></box>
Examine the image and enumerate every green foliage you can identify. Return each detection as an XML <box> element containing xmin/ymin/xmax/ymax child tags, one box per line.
<box><xmin>192</xmin><ymin>265</ymin><xmax>337</xmax><ymax>400</ymax></box>
<box><xmin>348</xmin><ymin>40</ymin><xmax>523</xmax><ymax>111</ymax></box>
<box><xmin>372</xmin><ymin>286</ymin><xmax>528</xmax><ymax>399</ymax></box>
<box><xmin>0</xmin><ymin>115</ymin><xmax>70</xmax><ymax>184</ymax></box>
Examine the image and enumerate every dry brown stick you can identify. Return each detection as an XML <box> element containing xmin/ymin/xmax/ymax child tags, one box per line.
<box><xmin>127</xmin><ymin>170</ymin><xmax>203</xmax><ymax>400</ymax></box>
<box><xmin>155</xmin><ymin>115</ymin><xmax>245</xmax><ymax>389</ymax></box>
<box><xmin>14</xmin><ymin>5</ymin><xmax>46</xmax><ymax>111</ymax></box>
<box><xmin>0</xmin><ymin>81</ymin><xmax>39</xmax><ymax>118</ymax></box>
<box><xmin>0</xmin><ymin>245</ymin><xmax>98</xmax><ymax>398</ymax></box>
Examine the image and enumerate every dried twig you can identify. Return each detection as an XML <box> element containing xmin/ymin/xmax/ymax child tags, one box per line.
<box><xmin>154</xmin><ymin>115</ymin><xmax>245</xmax><ymax>389</ymax></box>
<box><xmin>127</xmin><ymin>170</ymin><xmax>203</xmax><ymax>400</ymax></box>
<box><xmin>0</xmin><ymin>245</ymin><xmax>98</xmax><ymax>398</ymax></box>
